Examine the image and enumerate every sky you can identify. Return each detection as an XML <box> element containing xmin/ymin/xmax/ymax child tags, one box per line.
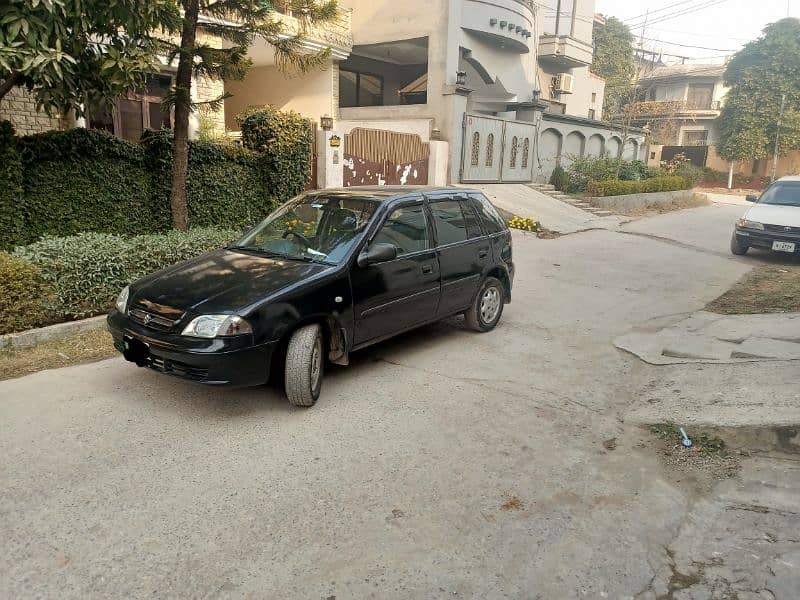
<box><xmin>594</xmin><ymin>0</ymin><xmax>799</xmax><ymax>64</ymax></box>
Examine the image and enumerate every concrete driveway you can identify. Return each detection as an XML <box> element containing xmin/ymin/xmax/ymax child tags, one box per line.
<box><xmin>2</xmin><ymin>201</ymin><xmax>798</xmax><ymax>599</ymax></box>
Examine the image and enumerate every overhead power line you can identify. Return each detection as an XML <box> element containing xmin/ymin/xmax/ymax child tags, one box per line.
<box><xmin>628</xmin><ymin>0</ymin><xmax>732</xmax><ymax>29</ymax></box>
<box><xmin>639</xmin><ymin>37</ymin><xmax>738</xmax><ymax>52</ymax></box>
<box><xmin>624</xmin><ymin>0</ymin><xmax>696</xmax><ymax>23</ymax></box>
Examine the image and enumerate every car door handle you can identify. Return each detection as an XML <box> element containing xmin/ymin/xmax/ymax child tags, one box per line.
<box><xmin>478</xmin><ymin>250</ymin><xmax>488</xmax><ymax>259</ymax></box>
<box><xmin>422</xmin><ymin>265</ymin><xmax>433</xmax><ymax>274</ymax></box>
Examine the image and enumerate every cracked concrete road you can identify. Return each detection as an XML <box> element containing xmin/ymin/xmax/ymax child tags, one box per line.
<box><xmin>2</xmin><ymin>201</ymin><xmax>798</xmax><ymax>599</ymax></box>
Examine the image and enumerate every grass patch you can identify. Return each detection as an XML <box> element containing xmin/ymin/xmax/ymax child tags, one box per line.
<box><xmin>609</xmin><ymin>192</ymin><xmax>710</xmax><ymax>217</ymax></box>
<box><xmin>0</xmin><ymin>327</ymin><xmax>116</xmax><ymax>381</ymax></box>
<box><xmin>706</xmin><ymin>265</ymin><xmax>800</xmax><ymax>314</ymax></box>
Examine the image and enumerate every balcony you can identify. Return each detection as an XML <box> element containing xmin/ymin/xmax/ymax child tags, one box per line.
<box><xmin>627</xmin><ymin>100</ymin><xmax>722</xmax><ymax>120</ymax></box>
<box><xmin>537</xmin><ymin>34</ymin><xmax>593</xmax><ymax>68</ymax></box>
<box><xmin>237</xmin><ymin>5</ymin><xmax>353</xmax><ymax>65</ymax></box>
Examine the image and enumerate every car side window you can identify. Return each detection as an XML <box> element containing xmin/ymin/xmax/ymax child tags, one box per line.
<box><xmin>429</xmin><ymin>199</ymin><xmax>469</xmax><ymax>246</ymax></box>
<box><xmin>372</xmin><ymin>204</ymin><xmax>430</xmax><ymax>256</ymax></box>
<box><xmin>470</xmin><ymin>193</ymin><xmax>507</xmax><ymax>234</ymax></box>
<box><xmin>458</xmin><ymin>199</ymin><xmax>484</xmax><ymax>239</ymax></box>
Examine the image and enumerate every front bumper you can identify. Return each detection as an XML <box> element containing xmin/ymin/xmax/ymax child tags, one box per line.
<box><xmin>734</xmin><ymin>226</ymin><xmax>800</xmax><ymax>252</ymax></box>
<box><xmin>107</xmin><ymin>310</ymin><xmax>277</xmax><ymax>386</ymax></box>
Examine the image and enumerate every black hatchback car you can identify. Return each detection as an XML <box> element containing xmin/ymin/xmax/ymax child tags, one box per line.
<box><xmin>107</xmin><ymin>187</ymin><xmax>514</xmax><ymax>406</ymax></box>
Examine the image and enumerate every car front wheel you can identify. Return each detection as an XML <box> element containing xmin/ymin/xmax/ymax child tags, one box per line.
<box><xmin>284</xmin><ymin>324</ymin><xmax>324</xmax><ymax>407</ymax></box>
<box><xmin>730</xmin><ymin>232</ymin><xmax>749</xmax><ymax>255</ymax></box>
<box><xmin>465</xmin><ymin>276</ymin><xmax>505</xmax><ymax>332</ymax></box>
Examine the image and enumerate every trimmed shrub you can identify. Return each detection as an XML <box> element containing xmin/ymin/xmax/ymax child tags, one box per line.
<box><xmin>0</xmin><ymin>121</ymin><xmax>23</xmax><ymax>249</ymax></box>
<box><xmin>587</xmin><ymin>176</ymin><xmax>691</xmax><ymax>197</ymax></box>
<box><xmin>549</xmin><ymin>165</ymin><xmax>570</xmax><ymax>191</ymax></box>
<box><xmin>236</xmin><ymin>105</ymin><xmax>312</xmax><ymax>200</ymax></box>
<box><xmin>674</xmin><ymin>162</ymin><xmax>704</xmax><ymax>185</ymax></box>
<box><xmin>14</xmin><ymin>227</ymin><xmax>239</xmax><ymax>319</ymax></box>
<box><xmin>0</xmin><ymin>252</ymin><xmax>54</xmax><ymax>334</ymax></box>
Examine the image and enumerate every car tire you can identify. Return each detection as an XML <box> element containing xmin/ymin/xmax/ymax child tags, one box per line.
<box><xmin>284</xmin><ymin>324</ymin><xmax>324</xmax><ymax>407</ymax></box>
<box><xmin>730</xmin><ymin>233</ymin><xmax>749</xmax><ymax>255</ymax></box>
<box><xmin>465</xmin><ymin>276</ymin><xmax>505</xmax><ymax>332</ymax></box>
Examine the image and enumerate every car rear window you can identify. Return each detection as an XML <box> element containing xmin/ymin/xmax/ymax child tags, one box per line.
<box><xmin>429</xmin><ymin>200</ymin><xmax>469</xmax><ymax>245</ymax></box>
<box><xmin>470</xmin><ymin>193</ymin><xmax>507</xmax><ymax>234</ymax></box>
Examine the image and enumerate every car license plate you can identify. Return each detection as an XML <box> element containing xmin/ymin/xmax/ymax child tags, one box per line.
<box><xmin>772</xmin><ymin>241</ymin><xmax>796</xmax><ymax>253</ymax></box>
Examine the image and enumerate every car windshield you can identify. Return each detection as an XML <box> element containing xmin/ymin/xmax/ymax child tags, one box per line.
<box><xmin>758</xmin><ymin>181</ymin><xmax>800</xmax><ymax>207</ymax></box>
<box><xmin>229</xmin><ymin>193</ymin><xmax>380</xmax><ymax>265</ymax></box>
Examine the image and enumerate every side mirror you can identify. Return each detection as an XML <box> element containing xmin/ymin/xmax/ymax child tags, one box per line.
<box><xmin>358</xmin><ymin>242</ymin><xmax>397</xmax><ymax>267</ymax></box>
<box><xmin>745</xmin><ymin>194</ymin><xmax>759</xmax><ymax>203</ymax></box>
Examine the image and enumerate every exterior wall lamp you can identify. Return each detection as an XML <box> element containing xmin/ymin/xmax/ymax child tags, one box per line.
<box><xmin>489</xmin><ymin>18</ymin><xmax>498</xmax><ymax>26</ymax></box>
<box><xmin>456</xmin><ymin>71</ymin><xmax>467</xmax><ymax>86</ymax></box>
<box><xmin>320</xmin><ymin>115</ymin><xmax>334</xmax><ymax>130</ymax></box>
<box><xmin>499</xmin><ymin>20</ymin><xmax>507</xmax><ymax>28</ymax></box>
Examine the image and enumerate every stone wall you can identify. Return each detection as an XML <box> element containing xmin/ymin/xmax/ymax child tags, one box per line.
<box><xmin>0</xmin><ymin>86</ymin><xmax>65</xmax><ymax>135</ymax></box>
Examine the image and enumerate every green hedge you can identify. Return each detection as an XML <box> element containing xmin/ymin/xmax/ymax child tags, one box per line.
<box><xmin>0</xmin><ymin>121</ymin><xmax>23</xmax><ymax>249</ymax></box>
<box><xmin>0</xmin><ymin>107</ymin><xmax>309</xmax><ymax>249</ymax></box>
<box><xmin>236</xmin><ymin>105</ymin><xmax>312</xmax><ymax>200</ymax></box>
<box><xmin>587</xmin><ymin>176</ymin><xmax>692</xmax><ymax>197</ymax></box>
<box><xmin>12</xmin><ymin>227</ymin><xmax>239</xmax><ymax>322</ymax></box>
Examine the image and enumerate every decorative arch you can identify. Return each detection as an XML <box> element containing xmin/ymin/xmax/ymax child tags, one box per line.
<box><xmin>538</xmin><ymin>128</ymin><xmax>563</xmax><ymax>179</ymax></box>
<box><xmin>606</xmin><ymin>136</ymin><xmax>622</xmax><ymax>159</ymax></box>
<box><xmin>586</xmin><ymin>134</ymin><xmax>605</xmax><ymax>158</ymax></box>
<box><xmin>562</xmin><ymin>131</ymin><xmax>586</xmax><ymax>167</ymax></box>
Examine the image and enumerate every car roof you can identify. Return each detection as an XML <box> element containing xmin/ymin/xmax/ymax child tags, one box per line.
<box><xmin>307</xmin><ymin>186</ymin><xmax>482</xmax><ymax>202</ymax></box>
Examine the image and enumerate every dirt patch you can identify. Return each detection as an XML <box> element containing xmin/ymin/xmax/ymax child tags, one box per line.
<box><xmin>645</xmin><ymin>424</ymin><xmax>741</xmax><ymax>496</ymax></box>
<box><xmin>0</xmin><ymin>328</ymin><xmax>115</xmax><ymax>381</ymax></box>
<box><xmin>536</xmin><ymin>227</ymin><xmax>563</xmax><ymax>239</ymax></box>
<box><xmin>706</xmin><ymin>264</ymin><xmax>800</xmax><ymax>314</ymax></box>
<box><xmin>609</xmin><ymin>193</ymin><xmax>710</xmax><ymax>217</ymax></box>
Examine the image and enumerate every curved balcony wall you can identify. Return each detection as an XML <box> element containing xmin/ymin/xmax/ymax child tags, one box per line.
<box><xmin>461</xmin><ymin>0</ymin><xmax>535</xmax><ymax>54</ymax></box>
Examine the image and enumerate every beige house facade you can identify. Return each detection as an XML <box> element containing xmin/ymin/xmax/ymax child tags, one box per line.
<box><xmin>0</xmin><ymin>0</ymin><xmax>647</xmax><ymax>187</ymax></box>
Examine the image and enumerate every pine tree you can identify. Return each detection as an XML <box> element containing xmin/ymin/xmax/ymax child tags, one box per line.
<box><xmin>165</xmin><ymin>0</ymin><xmax>337</xmax><ymax>230</ymax></box>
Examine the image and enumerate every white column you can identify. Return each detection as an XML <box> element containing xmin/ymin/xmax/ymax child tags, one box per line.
<box><xmin>317</xmin><ymin>129</ymin><xmax>344</xmax><ymax>189</ymax></box>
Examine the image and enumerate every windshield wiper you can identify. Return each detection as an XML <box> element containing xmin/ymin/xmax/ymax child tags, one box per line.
<box><xmin>227</xmin><ymin>246</ymin><xmax>333</xmax><ymax>265</ymax></box>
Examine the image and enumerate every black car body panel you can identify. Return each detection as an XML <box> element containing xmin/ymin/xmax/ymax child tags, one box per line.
<box><xmin>107</xmin><ymin>187</ymin><xmax>514</xmax><ymax>386</ymax></box>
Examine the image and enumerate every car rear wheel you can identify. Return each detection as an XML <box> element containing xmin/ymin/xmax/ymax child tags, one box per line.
<box><xmin>730</xmin><ymin>233</ymin><xmax>749</xmax><ymax>255</ymax></box>
<box><xmin>284</xmin><ymin>324</ymin><xmax>324</xmax><ymax>407</ymax></box>
<box><xmin>465</xmin><ymin>276</ymin><xmax>504</xmax><ymax>332</ymax></box>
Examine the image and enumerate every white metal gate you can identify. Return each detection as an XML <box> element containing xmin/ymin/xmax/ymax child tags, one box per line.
<box><xmin>461</xmin><ymin>114</ymin><xmax>536</xmax><ymax>183</ymax></box>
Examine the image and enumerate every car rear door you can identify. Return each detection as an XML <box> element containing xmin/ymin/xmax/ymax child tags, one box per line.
<box><xmin>351</xmin><ymin>199</ymin><xmax>440</xmax><ymax>346</ymax></box>
<box><xmin>426</xmin><ymin>191</ymin><xmax>490</xmax><ymax>317</ymax></box>
<box><xmin>470</xmin><ymin>192</ymin><xmax>513</xmax><ymax>274</ymax></box>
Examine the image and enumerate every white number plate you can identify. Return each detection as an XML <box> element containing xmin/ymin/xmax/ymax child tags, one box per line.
<box><xmin>772</xmin><ymin>241</ymin><xmax>796</xmax><ymax>253</ymax></box>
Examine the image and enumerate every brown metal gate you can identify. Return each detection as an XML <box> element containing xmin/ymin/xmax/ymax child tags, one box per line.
<box><xmin>343</xmin><ymin>127</ymin><xmax>429</xmax><ymax>186</ymax></box>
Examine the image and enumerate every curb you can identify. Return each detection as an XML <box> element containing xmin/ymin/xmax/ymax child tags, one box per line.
<box><xmin>0</xmin><ymin>315</ymin><xmax>108</xmax><ymax>350</ymax></box>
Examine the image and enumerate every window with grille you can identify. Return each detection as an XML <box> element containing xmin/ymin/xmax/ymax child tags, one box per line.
<box><xmin>485</xmin><ymin>133</ymin><xmax>494</xmax><ymax>166</ymax></box>
<box><xmin>521</xmin><ymin>138</ymin><xmax>530</xmax><ymax>168</ymax></box>
<box><xmin>87</xmin><ymin>73</ymin><xmax>173</xmax><ymax>143</ymax></box>
<box><xmin>509</xmin><ymin>136</ymin><xmax>518</xmax><ymax>168</ymax></box>
<box><xmin>470</xmin><ymin>132</ymin><xmax>480</xmax><ymax>166</ymax></box>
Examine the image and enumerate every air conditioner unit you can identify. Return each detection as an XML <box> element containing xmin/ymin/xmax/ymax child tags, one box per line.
<box><xmin>553</xmin><ymin>73</ymin><xmax>575</xmax><ymax>94</ymax></box>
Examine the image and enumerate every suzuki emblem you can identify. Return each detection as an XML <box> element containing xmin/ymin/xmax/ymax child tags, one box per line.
<box><xmin>143</xmin><ymin>313</ymin><xmax>152</xmax><ymax>325</ymax></box>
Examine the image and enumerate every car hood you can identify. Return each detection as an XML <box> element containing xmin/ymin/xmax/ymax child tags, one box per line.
<box><xmin>130</xmin><ymin>249</ymin><xmax>333</xmax><ymax>317</ymax></box>
<box><xmin>744</xmin><ymin>204</ymin><xmax>800</xmax><ymax>227</ymax></box>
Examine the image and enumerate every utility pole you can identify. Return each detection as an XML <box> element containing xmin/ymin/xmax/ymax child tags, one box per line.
<box><xmin>771</xmin><ymin>94</ymin><xmax>786</xmax><ymax>183</ymax></box>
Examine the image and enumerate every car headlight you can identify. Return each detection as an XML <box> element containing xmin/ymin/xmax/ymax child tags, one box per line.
<box><xmin>737</xmin><ymin>219</ymin><xmax>764</xmax><ymax>230</ymax></box>
<box><xmin>181</xmin><ymin>315</ymin><xmax>253</xmax><ymax>338</ymax></box>
<box><xmin>116</xmin><ymin>285</ymin><xmax>130</xmax><ymax>313</ymax></box>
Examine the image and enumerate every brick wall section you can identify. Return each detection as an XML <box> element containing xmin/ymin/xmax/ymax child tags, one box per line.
<box><xmin>194</xmin><ymin>75</ymin><xmax>226</xmax><ymax>134</ymax></box>
<box><xmin>0</xmin><ymin>86</ymin><xmax>65</xmax><ymax>135</ymax></box>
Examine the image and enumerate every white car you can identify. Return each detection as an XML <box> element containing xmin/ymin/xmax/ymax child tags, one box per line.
<box><xmin>731</xmin><ymin>176</ymin><xmax>800</xmax><ymax>256</ymax></box>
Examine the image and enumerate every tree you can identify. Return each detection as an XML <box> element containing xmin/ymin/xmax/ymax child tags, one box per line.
<box><xmin>591</xmin><ymin>16</ymin><xmax>635</xmax><ymax>121</ymax></box>
<box><xmin>717</xmin><ymin>18</ymin><xmax>800</xmax><ymax>164</ymax></box>
<box><xmin>165</xmin><ymin>0</ymin><xmax>337</xmax><ymax>230</ymax></box>
<box><xmin>0</xmin><ymin>0</ymin><xmax>179</xmax><ymax>113</ymax></box>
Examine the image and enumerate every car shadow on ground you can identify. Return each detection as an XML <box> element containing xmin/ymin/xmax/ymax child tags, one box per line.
<box><xmin>117</xmin><ymin>316</ymin><xmax>473</xmax><ymax>419</ymax></box>
<box><xmin>738</xmin><ymin>248</ymin><xmax>800</xmax><ymax>265</ymax></box>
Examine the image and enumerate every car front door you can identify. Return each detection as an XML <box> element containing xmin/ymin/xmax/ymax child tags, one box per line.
<box><xmin>351</xmin><ymin>201</ymin><xmax>440</xmax><ymax>346</ymax></box>
<box><xmin>427</xmin><ymin>192</ymin><xmax>490</xmax><ymax>317</ymax></box>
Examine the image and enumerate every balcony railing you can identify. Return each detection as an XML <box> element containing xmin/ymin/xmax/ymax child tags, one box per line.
<box><xmin>537</xmin><ymin>34</ymin><xmax>593</xmax><ymax>68</ymax></box>
<box><xmin>628</xmin><ymin>99</ymin><xmax>721</xmax><ymax>117</ymax></box>
<box><xmin>259</xmin><ymin>2</ymin><xmax>353</xmax><ymax>52</ymax></box>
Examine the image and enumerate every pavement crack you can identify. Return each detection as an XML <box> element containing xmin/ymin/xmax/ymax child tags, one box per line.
<box><xmin>373</xmin><ymin>356</ymin><xmax>601</xmax><ymax>414</ymax></box>
<box><xmin>616</xmin><ymin>229</ymin><xmax>735</xmax><ymax>258</ymax></box>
